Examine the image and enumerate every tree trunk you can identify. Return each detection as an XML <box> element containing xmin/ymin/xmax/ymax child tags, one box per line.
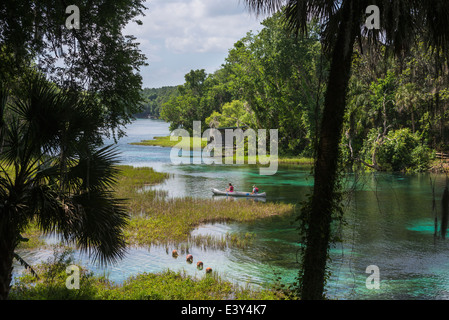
<box><xmin>0</xmin><ymin>223</ymin><xmax>16</xmax><ymax>300</ymax></box>
<box><xmin>300</xmin><ymin>1</ymin><xmax>361</xmax><ymax>300</ymax></box>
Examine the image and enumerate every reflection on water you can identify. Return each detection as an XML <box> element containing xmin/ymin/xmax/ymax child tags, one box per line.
<box><xmin>13</xmin><ymin>119</ymin><xmax>449</xmax><ymax>300</ymax></box>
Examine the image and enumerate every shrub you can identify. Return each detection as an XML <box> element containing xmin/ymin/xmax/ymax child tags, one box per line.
<box><xmin>362</xmin><ymin>128</ymin><xmax>433</xmax><ymax>172</ymax></box>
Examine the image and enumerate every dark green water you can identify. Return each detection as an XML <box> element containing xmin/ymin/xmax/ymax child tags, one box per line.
<box><xmin>14</xmin><ymin>119</ymin><xmax>449</xmax><ymax>300</ymax></box>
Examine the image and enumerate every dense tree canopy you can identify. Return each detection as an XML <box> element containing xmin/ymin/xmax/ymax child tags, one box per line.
<box><xmin>160</xmin><ymin>13</ymin><xmax>326</xmax><ymax>156</ymax></box>
<box><xmin>0</xmin><ymin>0</ymin><xmax>148</xmax><ymax>138</ymax></box>
<box><xmin>135</xmin><ymin>86</ymin><xmax>178</xmax><ymax>119</ymax></box>
<box><xmin>158</xmin><ymin>10</ymin><xmax>449</xmax><ymax>172</ymax></box>
<box><xmin>0</xmin><ymin>0</ymin><xmax>147</xmax><ymax>300</ymax></box>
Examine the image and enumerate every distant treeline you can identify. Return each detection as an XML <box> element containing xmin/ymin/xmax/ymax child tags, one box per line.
<box><xmin>134</xmin><ymin>86</ymin><xmax>179</xmax><ymax>119</ymax></box>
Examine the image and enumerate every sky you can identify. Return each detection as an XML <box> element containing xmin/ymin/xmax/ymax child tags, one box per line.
<box><xmin>124</xmin><ymin>0</ymin><xmax>269</xmax><ymax>89</ymax></box>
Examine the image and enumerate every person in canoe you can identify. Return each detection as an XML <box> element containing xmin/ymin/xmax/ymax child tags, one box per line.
<box><xmin>226</xmin><ymin>183</ymin><xmax>234</xmax><ymax>192</ymax></box>
<box><xmin>251</xmin><ymin>185</ymin><xmax>259</xmax><ymax>195</ymax></box>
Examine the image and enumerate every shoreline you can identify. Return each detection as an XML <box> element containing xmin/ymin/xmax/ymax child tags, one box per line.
<box><xmin>19</xmin><ymin>165</ymin><xmax>296</xmax><ymax>250</ymax></box>
<box><xmin>130</xmin><ymin>136</ymin><xmax>315</xmax><ymax>166</ymax></box>
<box><xmin>11</xmin><ymin>165</ymin><xmax>297</xmax><ymax>300</ymax></box>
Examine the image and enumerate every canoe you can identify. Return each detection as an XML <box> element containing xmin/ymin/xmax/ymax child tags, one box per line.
<box><xmin>211</xmin><ymin>188</ymin><xmax>266</xmax><ymax>198</ymax></box>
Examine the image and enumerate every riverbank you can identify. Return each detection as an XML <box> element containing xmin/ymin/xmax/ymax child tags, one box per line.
<box><xmin>9</xmin><ymin>249</ymin><xmax>290</xmax><ymax>300</ymax></box>
<box><xmin>115</xmin><ymin>166</ymin><xmax>296</xmax><ymax>248</ymax></box>
<box><xmin>19</xmin><ymin>165</ymin><xmax>295</xmax><ymax>250</ymax></box>
<box><xmin>130</xmin><ymin>136</ymin><xmax>314</xmax><ymax>166</ymax></box>
<box><xmin>12</xmin><ymin>165</ymin><xmax>296</xmax><ymax>300</ymax></box>
<box><xmin>429</xmin><ymin>158</ymin><xmax>449</xmax><ymax>173</ymax></box>
<box><xmin>130</xmin><ymin>136</ymin><xmax>208</xmax><ymax>148</ymax></box>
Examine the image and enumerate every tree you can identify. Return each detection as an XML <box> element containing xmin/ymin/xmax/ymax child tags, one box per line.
<box><xmin>205</xmin><ymin>100</ymin><xmax>257</xmax><ymax>129</ymax></box>
<box><xmin>224</xmin><ymin>13</ymin><xmax>326</xmax><ymax>156</ymax></box>
<box><xmin>243</xmin><ymin>0</ymin><xmax>449</xmax><ymax>300</ymax></box>
<box><xmin>396</xmin><ymin>83</ymin><xmax>420</xmax><ymax>134</ymax></box>
<box><xmin>0</xmin><ymin>74</ymin><xmax>128</xmax><ymax>300</ymax></box>
<box><xmin>160</xmin><ymin>69</ymin><xmax>227</xmax><ymax>134</ymax></box>
<box><xmin>136</xmin><ymin>86</ymin><xmax>179</xmax><ymax>119</ymax></box>
<box><xmin>0</xmin><ymin>0</ymin><xmax>148</xmax><ymax>138</ymax></box>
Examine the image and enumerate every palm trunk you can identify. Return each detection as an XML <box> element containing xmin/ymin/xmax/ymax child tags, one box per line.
<box><xmin>0</xmin><ymin>223</ymin><xmax>16</xmax><ymax>300</ymax></box>
<box><xmin>300</xmin><ymin>1</ymin><xmax>361</xmax><ymax>300</ymax></box>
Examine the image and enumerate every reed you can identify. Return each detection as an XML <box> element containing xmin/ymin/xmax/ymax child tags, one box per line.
<box><xmin>188</xmin><ymin>232</ymin><xmax>256</xmax><ymax>250</ymax></box>
<box><xmin>18</xmin><ymin>165</ymin><xmax>295</xmax><ymax>250</ymax></box>
<box><xmin>110</xmin><ymin>165</ymin><xmax>295</xmax><ymax>248</ymax></box>
<box><xmin>125</xmin><ymin>196</ymin><xmax>294</xmax><ymax>247</ymax></box>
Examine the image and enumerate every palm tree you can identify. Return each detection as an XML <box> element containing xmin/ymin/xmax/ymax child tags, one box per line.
<box><xmin>243</xmin><ymin>0</ymin><xmax>449</xmax><ymax>299</ymax></box>
<box><xmin>0</xmin><ymin>73</ymin><xmax>129</xmax><ymax>300</ymax></box>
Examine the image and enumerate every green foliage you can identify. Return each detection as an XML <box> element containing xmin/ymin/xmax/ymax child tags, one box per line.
<box><xmin>135</xmin><ymin>86</ymin><xmax>179</xmax><ymax>118</ymax></box>
<box><xmin>224</xmin><ymin>13</ymin><xmax>327</xmax><ymax>156</ymax></box>
<box><xmin>161</xmin><ymin>13</ymin><xmax>327</xmax><ymax>157</ymax></box>
<box><xmin>205</xmin><ymin>100</ymin><xmax>256</xmax><ymax>128</ymax></box>
<box><xmin>96</xmin><ymin>270</ymin><xmax>283</xmax><ymax>300</ymax></box>
<box><xmin>161</xmin><ymin>70</ymin><xmax>209</xmax><ymax>134</ymax></box>
<box><xmin>9</xmin><ymin>248</ymin><xmax>99</xmax><ymax>300</ymax></box>
<box><xmin>343</xmin><ymin>42</ymin><xmax>448</xmax><ymax>172</ymax></box>
<box><xmin>361</xmin><ymin>128</ymin><xmax>433</xmax><ymax>172</ymax></box>
<box><xmin>0</xmin><ymin>73</ymin><xmax>129</xmax><ymax>299</ymax></box>
<box><xmin>130</xmin><ymin>136</ymin><xmax>207</xmax><ymax>149</ymax></box>
<box><xmin>10</xmin><ymin>248</ymin><xmax>285</xmax><ymax>300</ymax></box>
<box><xmin>0</xmin><ymin>0</ymin><xmax>148</xmax><ymax>137</ymax></box>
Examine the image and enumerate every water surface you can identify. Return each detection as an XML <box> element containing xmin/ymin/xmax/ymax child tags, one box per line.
<box><xmin>14</xmin><ymin>119</ymin><xmax>449</xmax><ymax>300</ymax></box>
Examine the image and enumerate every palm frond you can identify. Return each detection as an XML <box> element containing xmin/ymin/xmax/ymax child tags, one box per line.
<box><xmin>242</xmin><ymin>0</ymin><xmax>285</xmax><ymax>15</ymax></box>
<box><xmin>67</xmin><ymin>144</ymin><xmax>121</xmax><ymax>193</ymax></box>
<box><xmin>64</xmin><ymin>190</ymin><xmax>129</xmax><ymax>266</ymax></box>
<box><xmin>244</xmin><ymin>0</ymin><xmax>449</xmax><ymax>60</ymax></box>
<box><xmin>13</xmin><ymin>234</ymin><xmax>40</xmax><ymax>280</ymax></box>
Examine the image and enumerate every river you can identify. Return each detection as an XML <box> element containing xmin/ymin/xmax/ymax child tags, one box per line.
<box><xmin>14</xmin><ymin>119</ymin><xmax>449</xmax><ymax>300</ymax></box>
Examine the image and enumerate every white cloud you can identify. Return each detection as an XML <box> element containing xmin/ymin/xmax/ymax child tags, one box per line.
<box><xmin>124</xmin><ymin>0</ymin><xmax>268</xmax><ymax>88</ymax></box>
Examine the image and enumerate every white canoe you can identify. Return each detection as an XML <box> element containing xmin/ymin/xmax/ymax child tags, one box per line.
<box><xmin>212</xmin><ymin>188</ymin><xmax>266</xmax><ymax>198</ymax></box>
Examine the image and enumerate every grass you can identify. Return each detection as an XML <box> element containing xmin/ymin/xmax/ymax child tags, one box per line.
<box><xmin>278</xmin><ymin>157</ymin><xmax>314</xmax><ymax>166</ymax></box>
<box><xmin>19</xmin><ymin>165</ymin><xmax>295</xmax><ymax>250</ymax></box>
<box><xmin>96</xmin><ymin>270</ymin><xmax>285</xmax><ymax>300</ymax></box>
<box><xmin>17</xmin><ymin>165</ymin><xmax>171</xmax><ymax>249</ymax></box>
<box><xmin>124</xmin><ymin>196</ymin><xmax>294</xmax><ymax>247</ymax></box>
<box><xmin>116</xmin><ymin>165</ymin><xmax>170</xmax><ymax>189</ymax></box>
<box><xmin>111</xmin><ymin>165</ymin><xmax>295</xmax><ymax>248</ymax></box>
<box><xmin>12</xmin><ymin>165</ymin><xmax>296</xmax><ymax>300</ymax></box>
<box><xmin>9</xmin><ymin>248</ymin><xmax>291</xmax><ymax>300</ymax></box>
<box><xmin>130</xmin><ymin>136</ymin><xmax>208</xmax><ymax>148</ymax></box>
<box><xmin>130</xmin><ymin>135</ymin><xmax>314</xmax><ymax>167</ymax></box>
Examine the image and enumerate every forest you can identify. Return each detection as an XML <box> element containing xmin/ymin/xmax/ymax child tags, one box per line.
<box><xmin>135</xmin><ymin>86</ymin><xmax>178</xmax><ymax>118</ymax></box>
<box><xmin>152</xmin><ymin>12</ymin><xmax>449</xmax><ymax>173</ymax></box>
<box><xmin>2</xmin><ymin>0</ymin><xmax>449</xmax><ymax>304</ymax></box>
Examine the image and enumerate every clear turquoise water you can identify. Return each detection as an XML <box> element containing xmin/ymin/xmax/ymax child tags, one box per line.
<box><xmin>14</xmin><ymin>119</ymin><xmax>449</xmax><ymax>300</ymax></box>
